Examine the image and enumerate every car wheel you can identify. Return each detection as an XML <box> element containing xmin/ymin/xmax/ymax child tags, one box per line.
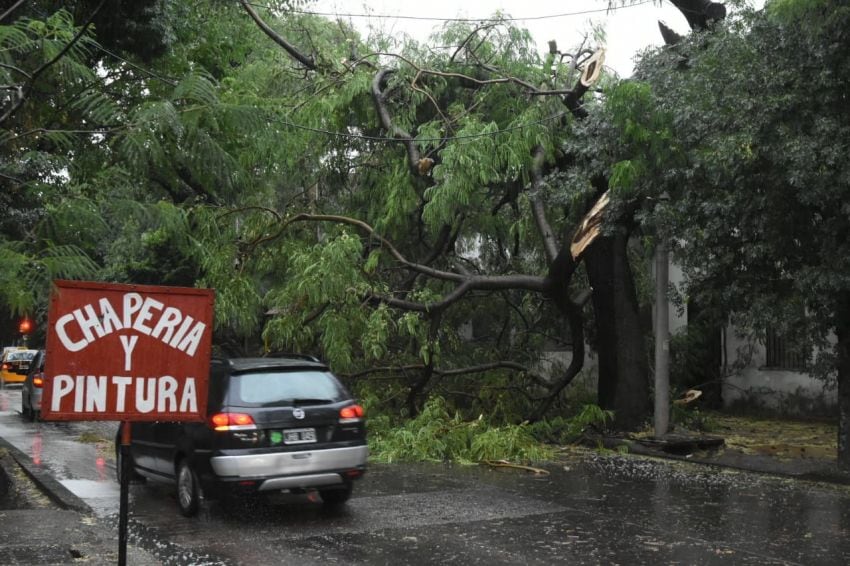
<box><xmin>319</xmin><ymin>483</ymin><xmax>353</xmax><ymax>507</ymax></box>
<box><xmin>21</xmin><ymin>398</ymin><xmax>31</xmax><ymax>421</ymax></box>
<box><xmin>176</xmin><ymin>459</ymin><xmax>202</xmax><ymax>517</ymax></box>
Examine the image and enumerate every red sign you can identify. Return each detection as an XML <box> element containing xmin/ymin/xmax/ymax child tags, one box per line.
<box><xmin>42</xmin><ymin>280</ymin><xmax>215</xmax><ymax>422</ymax></box>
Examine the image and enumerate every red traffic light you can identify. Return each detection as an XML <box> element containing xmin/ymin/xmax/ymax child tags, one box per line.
<box><xmin>18</xmin><ymin>317</ymin><xmax>33</xmax><ymax>334</ymax></box>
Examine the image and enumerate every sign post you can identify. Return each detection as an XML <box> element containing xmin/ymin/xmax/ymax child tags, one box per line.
<box><xmin>118</xmin><ymin>422</ymin><xmax>131</xmax><ymax>566</ymax></box>
<box><xmin>41</xmin><ymin>280</ymin><xmax>215</xmax><ymax>565</ymax></box>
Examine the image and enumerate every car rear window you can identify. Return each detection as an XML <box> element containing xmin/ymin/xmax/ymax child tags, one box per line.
<box><xmin>228</xmin><ymin>370</ymin><xmax>347</xmax><ymax>406</ymax></box>
<box><xmin>7</xmin><ymin>351</ymin><xmax>35</xmax><ymax>361</ymax></box>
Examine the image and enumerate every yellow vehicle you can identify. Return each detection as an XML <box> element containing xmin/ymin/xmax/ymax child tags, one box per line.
<box><xmin>1</xmin><ymin>348</ymin><xmax>37</xmax><ymax>385</ymax></box>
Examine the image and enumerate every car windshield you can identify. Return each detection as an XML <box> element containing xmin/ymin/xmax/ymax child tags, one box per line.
<box><xmin>229</xmin><ymin>370</ymin><xmax>346</xmax><ymax>406</ymax></box>
<box><xmin>7</xmin><ymin>351</ymin><xmax>35</xmax><ymax>361</ymax></box>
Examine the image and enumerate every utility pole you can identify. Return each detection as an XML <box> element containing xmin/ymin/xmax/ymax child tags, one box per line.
<box><xmin>654</xmin><ymin>239</ymin><xmax>670</xmax><ymax>437</ymax></box>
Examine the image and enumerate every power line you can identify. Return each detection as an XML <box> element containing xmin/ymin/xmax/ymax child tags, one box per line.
<box><xmin>94</xmin><ymin>45</ymin><xmax>178</xmax><ymax>86</ymax></box>
<box><xmin>240</xmin><ymin>0</ymin><xmax>655</xmax><ymax>23</ymax></box>
<box><xmin>273</xmin><ymin>111</ymin><xmax>567</xmax><ymax>143</ymax></box>
<box><xmin>6</xmin><ymin>109</ymin><xmax>569</xmax><ymax>146</ymax></box>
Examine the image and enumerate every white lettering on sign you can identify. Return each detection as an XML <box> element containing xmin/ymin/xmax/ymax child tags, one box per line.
<box><xmin>86</xmin><ymin>375</ymin><xmax>106</xmax><ymax>412</ymax></box>
<box><xmin>119</xmin><ymin>335</ymin><xmax>138</xmax><ymax>372</ymax></box>
<box><xmin>51</xmin><ymin>375</ymin><xmax>198</xmax><ymax>414</ymax></box>
<box><xmin>54</xmin><ymin>292</ymin><xmax>207</xmax><ymax>357</ymax></box>
<box><xmin>113</xmin><ymin>376</ymin><xmax>132</xmax><ymax>411</ymax></box>
<box><xmin>52</xmin><ymin>375</ymin><xmax>74</xmax><ymax>409</ymax></box>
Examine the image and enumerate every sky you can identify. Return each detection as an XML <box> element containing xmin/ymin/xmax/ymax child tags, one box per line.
<box><xmin>308</xmin><ymin>0</ymin><xmax>765</xmax><ymax>77</ymax></box>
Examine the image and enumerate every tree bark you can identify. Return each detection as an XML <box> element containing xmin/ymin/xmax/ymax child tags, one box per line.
<box><xmin>584</xmin><ymin>232</ymin><xmax>651</xmax><ymax>429</ymax></box>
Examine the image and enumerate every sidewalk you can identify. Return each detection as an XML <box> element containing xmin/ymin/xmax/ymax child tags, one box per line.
<box><xmin>0</xmin><ymin>437</ymin><xmax>160</xmax><ymax>565</ymax></box>
<box><xmin>623</xmin><ymin>435</ymin><xmax>850</xmax><ymax>485</ymax></box>
<box><xmin>609</xmin><ymin>412</ymin><xmax>850</xmax><ymax>486</ymax></box>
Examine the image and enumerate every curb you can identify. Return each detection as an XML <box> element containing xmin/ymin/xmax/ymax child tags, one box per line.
<box><xmin>0</xmin><ymin>436</ymin><xmax>92</xmax><ymax>514</ymax></box>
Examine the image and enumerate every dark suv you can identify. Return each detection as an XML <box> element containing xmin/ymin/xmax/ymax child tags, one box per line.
<box><xmin>118</xmin><ymin>355</ymin><xmax>367</xmax><ymax>516</ymax></box>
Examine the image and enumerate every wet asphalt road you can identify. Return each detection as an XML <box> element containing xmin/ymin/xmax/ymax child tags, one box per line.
<box><xmin>1</xmin><ymin>388</ymin><xmax>850</xmax><ymax>565</ymax></box>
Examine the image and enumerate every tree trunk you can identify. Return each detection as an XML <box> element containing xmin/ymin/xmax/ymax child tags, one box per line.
<box><xmin>836</xmin><ymin>292</ymin><xmax>850</xmax><ymax>471</ymax></box>
<box><xmin>585</xmin><ymin>232</ymin><xmax>651</xmax><ymax>429</ymax></box>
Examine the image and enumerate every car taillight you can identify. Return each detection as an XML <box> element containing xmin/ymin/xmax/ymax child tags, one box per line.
<box><xmin>33</xmin><ymin>373</ymin><xmax>44</xmax><ymax>388</ymax></box>
<box><xmin>1</xmin><ymin>363</ymin><xmax>9</xmax><ymax>371</ymax></box>
<box><xmin>339</xmin><ymin>404</ymin><xmax>365</xmax><ymax>423</ymax></box>
<box><xmin>209</xmin><ymin>412</ymin><xmax>256</xmax><ymax>431</ymax></box>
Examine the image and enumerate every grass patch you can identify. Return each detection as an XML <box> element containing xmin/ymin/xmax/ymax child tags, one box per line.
<box><xmin>76</xmin><ymin>431</ymin><xmax>109</xmax><ymax>444</ymax></box>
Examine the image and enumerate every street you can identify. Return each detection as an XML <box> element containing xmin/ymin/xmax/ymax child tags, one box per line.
<box><xmin>1</xmin><ymin>387</ymin><xmax>849</xmax><ymax>565</ymax></box>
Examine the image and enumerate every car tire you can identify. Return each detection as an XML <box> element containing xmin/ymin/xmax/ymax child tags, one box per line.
<box><xmin>176</xmin><ymin>459</ymin><xmax>202</xmax><ymax>517</ymax></box>
<box><xmin>21</xmin><ymin>399</ymin><xmax>31</xmax><ymax>421</ymax></box>
<box><xmin>319</xmin><ymin>483</ymin><xmax>353</xmax><ymax>507</ymax></box>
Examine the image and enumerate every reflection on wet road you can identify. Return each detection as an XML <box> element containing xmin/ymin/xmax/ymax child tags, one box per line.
<box><xmin>2</xmin><ymin>388</ymin><xmax>850</xmax><ymax>565</ymax></box>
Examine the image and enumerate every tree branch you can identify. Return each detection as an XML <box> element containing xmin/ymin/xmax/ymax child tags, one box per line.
<box><xmin>369</xmin><ymin>270</ymin><xmax>547</xmax><ymax>314</ymax></box>
<box><xmin>449</xmin><ymin>23</ymin><xmax>499</xmax><ymax>64</ymax></box>
<box><xmin>0</xmin><ymin>62</ymin><xmax>31</xmax><ymax>79</ymax></box>
<box><xmin>406</xmin><ymin>312</ymin><xmax>442</xmax><ymax>414</ymax></box>
<box><xmin>176</xmin><ymin>166</ymin><xmax>221</xmax><ymax>205</ymax></box>
<box><xmin>259</xmin><ymin>212</ymin><xmax>548</xmax><ymax>312</ymax></box>
<box><xmin>239</xmin><ymin>0</ymin><xmax>316</xmax><ymax>70</ymax></box>
<box><xmin>359</xmin><ymin>52</ymin><xmax>579</xmax><ymax>97</ymax></box>
<box><xmin>343</xmin><ymin>360</ymin><xmax>549</xmax><ymax>388</ymax></box>
<box><xmin>527</xmin><ymin>299</ymin><xmax>585</xmax><ymax>422</ymax></box>
<box><xmin>399</xmin><ymin>222</ymin><xmax>455</xmax><ymax>293</ymax></box>
<box><xmin>371</xmin><ymin>69</ymin><xmax>423</xmax><ymax>176</ymax></box>
<box><xmin>217</xmin><ymin>205</ymin><xmax>283</xmax><ymax>223</ymax></box>
<box><xmin>529</xmin><ymin>146</ymin><xmax>559</xmax><ymax>262</ymax></box>
<box><xmin>0</xmin><ymin>170</ymin><xmax>23</xmax><ymax>184</ymax></box>
<box><xmin>0</xmin><ymin>0</ymin><xmax>26</xmax><ymax>23</ymax></box>
<box><xmin>439</xmin><ymin>361</ymin><xmax>550</xmax><ymax>388</ymax></box>
<box><xmin>0</xmin><ymin>0</ymin><xmax>106</xmax><ymax>125</ymax></box>
<box><xmin>343</xmin><ymin>364</ymin><xmax>426</xmax><ymax>380</ymax></box>
<box><xmin>562</xmin><ymin>74</ymin><xmax>590</xmax><ymax>119</ymax></box>
<box><xmin>669</xmin><ymin>0</ymin><xmax>726</xmax><ymax>31</ymax></box>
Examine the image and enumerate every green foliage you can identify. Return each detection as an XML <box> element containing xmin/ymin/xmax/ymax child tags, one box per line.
<box><xmin>0</xmin><ymin>241</ymin><xmax>98</xmax><ymax>315</ymax></box>
<box><xmin>259</xmin><ymin>231</ymin><xmax>377</xmax><ymax>368</ymax></box>
<box><xmin>528</xmin><ymin>404</ymin><xmax>615</xmax><ymax>444</ymax></box>
<box><xmin>635</xmin><ymin>0</ymin><xmax>850</xmax><ymax>377</ymax></box>
<box><xmin>361</xmin><ymin>305</ymin><xmax>391</xmax><ymax>361</ymax></box>
<box><xmin>424</xmin><ymin>105</ymin><xmax>557</xmax><ymax>229</ymax></box>
<box><xmin>368</xmin><ymin>397</ymin><xmax>553</xmax><ymax>464</ymax></box>
<box><xmin>367</xmin><ymin>396</ymin><xmax>618</xmax><ymax>464</ymax></box>
<box><xmin>0</xmin><ymin>1</ymin><xmax>623</xmax><ymax>435</ymax></box>
<box><xmin>605</xmin><ymin>81</ymin><xmax>678</xmax><ymax>199</ymax></box>
<box><xmin>766</xmin><ymin>0</ymin><xmax>833</xmax><ymax>20</ymax></box>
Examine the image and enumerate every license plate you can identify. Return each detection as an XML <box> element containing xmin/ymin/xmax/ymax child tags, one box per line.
<box><xmin>284</xmin><ymin>428</ymin><xmax>316</xmax><ymax>444</ymax></box>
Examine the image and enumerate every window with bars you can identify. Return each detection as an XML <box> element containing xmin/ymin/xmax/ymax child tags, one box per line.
<box><xmin>765</xmin><ymin>326</ymin><xmax>808</xmax><ymax>370</ymax></box>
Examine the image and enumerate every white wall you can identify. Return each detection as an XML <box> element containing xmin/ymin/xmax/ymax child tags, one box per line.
<box><xmin>722</xmin><ymin>329</ymin><xmax>837</xmax><ymax>416</ymax></box>
<box><xmin>666</xmin><ymin>259</ymin><xmax>835</xmax><ymax>416</ymax></box>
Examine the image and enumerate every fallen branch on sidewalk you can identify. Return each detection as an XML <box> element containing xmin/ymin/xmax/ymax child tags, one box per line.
<box><xmin>480</xmin><ymin>459</ymin><xmax>549</xmax><ymax>475</ymax></box>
